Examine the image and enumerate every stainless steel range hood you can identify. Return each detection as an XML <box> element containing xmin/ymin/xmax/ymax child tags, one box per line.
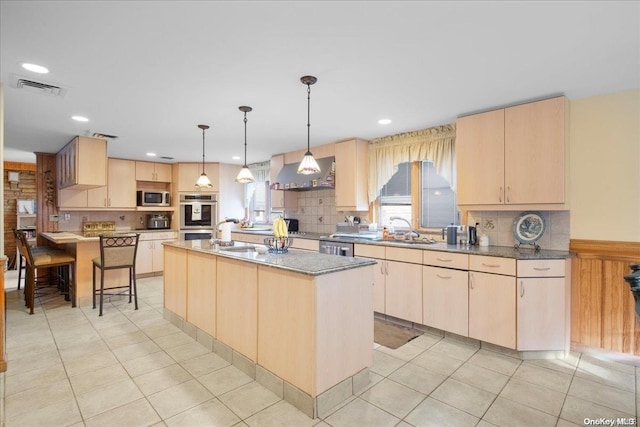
<box><xmin>273</xmin><ymin>157</ymin><xmax>335</xmax><ymax>191</ymax></box>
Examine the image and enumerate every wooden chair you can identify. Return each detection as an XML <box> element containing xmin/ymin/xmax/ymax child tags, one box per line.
<box><xmin>14</xmin><ymin>229</ymin><xmax>48</xmax><ymax>291</ymax></box>
<box><xmin>15</xmin><ymin>230</ymin><xmax>76</xmax><ymax>314</ymax></box>
<box><xmin>92</xmin><ymin>233</ymin><xmax>140</xmax><ymax>316</ymax></box>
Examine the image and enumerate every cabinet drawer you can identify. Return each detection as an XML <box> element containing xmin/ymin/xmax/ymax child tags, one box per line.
<box><xmin>423</xmin><ymin>251</ymin><xmax>469</xmax><ymax>270</ymax></box>
<box><xmin>469</xmin><ymin>255</ymin><xmax>515</xmax><ymax>276</ymax></box>
<box><xmin>386</xmin><ymin>246</ymin><xmax>423</xmax><ymax>264</ymax></box>
<box><xmin>354</xmin><ymin>244</ymin><xmax>385</xmax><ymax>259</ymax></box>
<box><xmin>291</xmin><ymin>238</ymin><xmax>318</xmax><ymax>251</ymax></box>
<box><xmin>517</xmin><ymin>259</ymin><xmax>566</xmax><ymax>277</ymax></box>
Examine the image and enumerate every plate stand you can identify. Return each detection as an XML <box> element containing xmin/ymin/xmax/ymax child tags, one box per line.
<box><xmin>514</xmin><ymin>242</ymin><xmax>541</xmax><ymax>252</ymax></box>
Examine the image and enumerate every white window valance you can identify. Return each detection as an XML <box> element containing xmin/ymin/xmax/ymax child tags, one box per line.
<box><xmin>368</xmin><ymin>124</ymin><xmax>456</xmax><ymax>203</ymax></box>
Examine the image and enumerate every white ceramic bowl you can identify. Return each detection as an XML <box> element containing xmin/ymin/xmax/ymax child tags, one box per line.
<box><xmin>255</xmin><ymin>245</ymin><xmax>268</xmax><ymax>254</ymax></box>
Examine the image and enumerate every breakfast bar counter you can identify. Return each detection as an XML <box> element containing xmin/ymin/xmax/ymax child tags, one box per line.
<box><xmin>162</xmin><ymin>240</ymin><xmax>375</xmax><ymax>418</ymax></box>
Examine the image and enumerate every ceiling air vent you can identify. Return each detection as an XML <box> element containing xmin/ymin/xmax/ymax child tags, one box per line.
<box><xmin>92</xmin><ymin>132</ymin><xmax>119</xmax><ymax>139</ymax></box>
<box><xmin>12</xmin><ymin>74</ymin><xmax>67</xmax><ymax>97</ymax></box>
<box><xmin>159</xmin><ymin>156</ymin><xmax>174</xmax><ymax>160</ymax></box>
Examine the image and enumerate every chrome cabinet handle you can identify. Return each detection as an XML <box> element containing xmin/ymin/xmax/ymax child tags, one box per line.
<box><xmin>481</xmin><ymin>263</ymin><xmax>501</xmax><ymax>268</ymax></box>
<box><xmin>533</xmin><ymin>267</ymin><xmax>551</xmax><ymax>271</ymax></box>
<box><xmin>436</xmin><ymin>258</ymin><xmax>452</xmax><ymax>262</ymax></box>
<box><xmin>506</xmin><ymin>186</ymin><xmax>511</xmax><ymax>203</ymax></box>
<box><xmin>469</xmin><ymin>273</ymin><xmax>474</xmax><ymax>289</ymax></box>
<box><xmin>385</xmin><ymin>261</ymin><xmax>389</xmax><ymax>275</ymax></box>
<box><xmin>520</xmin><ymin>280</ymin><xmax>525</xmax><ymax>297</ymax></box>
<box><xmin>499</xmin><ymin>187</ymin><xmax>503</xmax><ymax>203</ymax></box>
<box><xmin>436</xmin><ymin>274</ymin><xmax>451</xmax><ymax>280</ymax></box>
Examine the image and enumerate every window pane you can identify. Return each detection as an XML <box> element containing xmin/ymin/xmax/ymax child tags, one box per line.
<box><xmin>380</xmin><ymin>163</ymin><xmax>412</xmax><ymax>228</ymax></box>
<box><xmin>249</xmin><ymin>181</ymin><xmax>270</xmax><ymax>223</ymax></box>
<box><xmin>420</xmin><ymin>161</ymin><xmax>457</xmax><ymax>228</ymax></box>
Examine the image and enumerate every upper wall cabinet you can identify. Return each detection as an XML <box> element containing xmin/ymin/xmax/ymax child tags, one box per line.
<box><xmin>270</xmin><ymin>154</ymin><xmax>297</xmax><ymax>210</ymax></box>
<box><xmin>176</xmin><ymin>163</ymin><xmax>219</xmax><ymax>192</ymax></box>
<box><xmin>135</xmin><ymin>161</ymin><xmax>172</xmax><ymax>183</ymax></box>
<box><xmin>335</xmin><ymin>138</ymin><xmax>369</xmax><ymax>211</ymax></box>
<box><xmin>456</xmin><ymin>96</ymin><xmax>567</xmax><ymax>208</ymax></box>
<box><xmin>56</xmin><ymin>136</ymin><xmax>107</xmax><ymax>190</ymax></box>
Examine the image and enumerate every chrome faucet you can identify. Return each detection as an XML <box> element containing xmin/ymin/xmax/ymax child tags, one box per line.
<box><xmin>389</xmin><ymin>216</ymin><xmax>420</xmax><ymax>241</ymax></box>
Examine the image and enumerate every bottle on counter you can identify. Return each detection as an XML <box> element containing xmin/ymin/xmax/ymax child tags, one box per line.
<box><xmin>382</xmin><ymin>226</ymin><xmax>389</xmax><ymax>239</ymax></box>
<box><xmin>479</xmin><ymin>234</ymin><xmax>489</xmax><ymax>247</ymax></box>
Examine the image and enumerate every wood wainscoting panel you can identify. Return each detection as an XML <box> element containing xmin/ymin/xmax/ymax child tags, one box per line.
<box><xmin>570</xmin><ymin>239</ymin><xmax>640</xmax><ymax>356</ymax></box>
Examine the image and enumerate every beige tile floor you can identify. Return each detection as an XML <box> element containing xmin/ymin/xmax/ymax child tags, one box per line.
<box><xmin>2</xmin><ymin>270</ymin><xmax>639</xmax><ymax>427</ymax></box>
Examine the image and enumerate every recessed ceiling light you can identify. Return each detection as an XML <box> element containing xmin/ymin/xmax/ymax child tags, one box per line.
<box><xmin>146</xmin><ymin>152</ymin><xmax>157</xmax><ymax>157</ymax></box>
<box><xmin>71</xmin><ymin>115</ymin><xmax>89</xmax><ymax>122</ymax></box>
<box><xmin>22</xmin><ymin>63</ymin><xmax>49</xmax><ymax>74</ymax></box>
<box><xmin>378</xmin><ymin>118</ymin><xmax>392</xmax><ymax>125</ymax></box>
<box><xmin>231</xmin><ymin>156</ymin><xmax>241</xmax><ymax>160</ymax></box>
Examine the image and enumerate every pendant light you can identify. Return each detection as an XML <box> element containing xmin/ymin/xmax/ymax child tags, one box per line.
<box><xmin>195</xmin><ymin>124</ymin><xmax>213</xmax><ymax>188</ymax></box>
<box><xmin>297</xmin><ymin>75</ymin><xmax>321</xmax><ymax>175</ymax></box>
<box><xmin>236</xmin><ymin>106</ymin><xmax>255</xmax><ymax>183</ymax></box>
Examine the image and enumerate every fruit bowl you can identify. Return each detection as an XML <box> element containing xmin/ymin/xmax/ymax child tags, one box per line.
<box><xmin>264</xmin><ymin>237</ymin><xmax>293</xmax><ymax>254</ymax></box>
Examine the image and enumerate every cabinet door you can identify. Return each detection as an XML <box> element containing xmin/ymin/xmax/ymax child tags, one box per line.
<box><xmin>517</xmin><ymin>277</ymin><xmax>565</xmax><ymax>350</ymax></box>
<box><xmin>187</xmin><ymin>251</ymin><xmax>217</xmax><ymax>336</ymax></box>
<box><xmin>455</xmin><ymin>109</ymin><xmax>505</xmax><ymax>205</ymax></box>
<box><xmin>505</xmin><ymin>97</ymin><xmax>565</xmax><ymax>204</ymax></box>
<box><xmin>335</xmin><ymin>139</ymin><xmax>368</xmax><ymax>211</ymax></box>
<box><xmin>135</xmin><ymin>161</ymin><xmax>156</xmax><ymax>181</ymax></box>
<box><xmin>468</xmin><ymin>271</ymin><xmax>515</xmax><ymax>348</ymax></box>
<box><xmin>385</xmin><ymin>260</ymin><xmax>422</xmax><ymax>323</ymax></box>
<box><xmin>87</xmin><ymin>186</ymin><xmax>107</xmax><ymax>208</ymax></box>
<box><xmin>152</xmin><ymin>239</ymin><xmax>176</xmax><ymax>272</ymax></box>
<box><xmin>136</xmin><ymin>241</ymin><xmax>154</xmax><ymax>275</ymax></box>
<box><xmin>423</xmin><ymin>266</ymin><xmax>469</xmax><ymax>336</ymax></box>
<box><xmin>164</xmin><ymin>246</ymin><xmax>187</xmax><ymax>318</ymax></box>
<box><xmin>107</xmin><ymin>159</ymin><xmax>136</xmax><ymax>208</ymax></box>
<box><xmin>58</xmin><ymin>188</ymin><xmax>88</xmax><ymax>208</ymax></box>
<box><xmin>360</xmin><ymin>257</ymin><xmax>385</xmax><ymax>314</ymax></box>
<box><xmin>154</xmin><ymin>163</ymin><xmax>172</xmax><ymax>182</ymax></box>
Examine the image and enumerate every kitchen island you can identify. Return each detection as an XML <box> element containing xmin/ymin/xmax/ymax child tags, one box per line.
<box><xmin>162</xmin><ymin>240</ymin><xmax>376</xmax><ymax>418</ymax></box>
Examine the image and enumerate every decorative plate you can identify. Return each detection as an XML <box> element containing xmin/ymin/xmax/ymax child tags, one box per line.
<box><xmin>513</xmin><ymin>211</ymin><xmax>545</xmax><ymax>244</ymax></box>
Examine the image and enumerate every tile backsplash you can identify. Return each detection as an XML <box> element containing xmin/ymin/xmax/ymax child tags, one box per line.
<box><xmin>467</xmin><ymin>210</ymin><xmax>570</xmax><ymax>251</ymax></box>
<box><xmin>57</xmin><ymin>211</ymin><xmax>174</xmax><ymax>232</ymax></box>
<box><xmin>286</xmin><ymin>189</ymin><xmax>366</xmax><ymax>235</ymax></box>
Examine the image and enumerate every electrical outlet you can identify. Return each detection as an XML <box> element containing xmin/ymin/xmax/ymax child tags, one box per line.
<box><xmin>64</xmin><ymin>213</ymin><xmax>71</xmax><ymax>221</ymax></box>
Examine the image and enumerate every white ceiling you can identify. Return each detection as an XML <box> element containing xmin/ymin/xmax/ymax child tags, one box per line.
<box><xmin>1</xmin><ymin>1</ymin><xmax>638</xmax><ymax>165</ymax></box>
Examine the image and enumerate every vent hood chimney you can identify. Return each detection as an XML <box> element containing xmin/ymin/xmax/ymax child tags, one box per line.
<box><xmin>273</xmin><ymin>157</ymin><xmax>335</xmax><ymax>191</ymax></box>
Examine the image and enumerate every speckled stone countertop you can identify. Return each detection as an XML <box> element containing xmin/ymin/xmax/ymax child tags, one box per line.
<box><xmin>163</xmin><ymin>240</ymin><xmax>377</xmax><ymax>276</ymax></box>
<box><xmin>231</xmin><ymin>229</ymin><xmax>572</xmax><ymax>260</ymax></box>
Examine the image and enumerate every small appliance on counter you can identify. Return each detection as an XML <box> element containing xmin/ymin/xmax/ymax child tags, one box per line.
<box><xmin>284</xmin><ymin>218</ymin><xmax>299</xmax><ymax>232</ymax></box>
<box><xmin>146</xmin><ymin>214</ymin><xmax>170</xmax><ymax>230</ymax></box>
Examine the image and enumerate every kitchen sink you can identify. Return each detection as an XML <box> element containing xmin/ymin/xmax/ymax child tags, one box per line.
<box><xmin>390</xmin><ymin>239</ymin><xmax>439</xmax><ymax>245</ymax></box>
<box><xmin>220</xmin><ymin>246</ymin><xmax>256</xmax><ymax>252</ymax></box>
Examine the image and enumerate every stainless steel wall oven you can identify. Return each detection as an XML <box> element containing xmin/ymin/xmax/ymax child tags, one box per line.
<box><xmin>179</xmin><ymin>193</ymin><xmax>217</xmax><ymax>240</ymax></box>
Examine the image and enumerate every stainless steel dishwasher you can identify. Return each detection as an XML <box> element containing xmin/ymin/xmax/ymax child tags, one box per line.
<box><xmin>318</xmin><ymin>239</ymin><xmax>354</xmax><ymax>257</ymax></box>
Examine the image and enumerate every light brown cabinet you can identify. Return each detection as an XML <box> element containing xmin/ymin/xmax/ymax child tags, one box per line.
<box><xmin>456</xmin><ymin>96</ymin><xmax>566</xmax><ymax>207</ymax></box>
<box><xmin>187</xmin><ymin>251</ymin><xmax>217</xmax><ymax>337</ymax></box>
<box><xmin>57</xmin><ymin>136</ymin><xmax>107</xmax><ymax>190</ymax></box>
<box><xmin>58</xmin><ymin>158</ymin><xmax>136</xmax><ymax>209</ymax></box>
<box><xmin>164</xmin><ymin>246</ymin><xmax>187</xmax><ymax>318</ymax></box>
<box><xmin>516</xmin><ymin>259</ymin><xmax>567</xmax><ymax>351</ymax></box>
<box><xmin>335</xmin><ymin>139</ymin><xmax>369</xmax><ymax>211</ymax></box>
<box><xmin>136</xmin><ymin>231</ymin><xmax>178</xmax><ymax>275</ymax></box>
<box><xmin>135</xmin><ymin>161</ymin><xmax>172</xmax><ymax>183</ymax></box>
<box><xmin>422</xmin><ymin>251</ymin><xmax>469</xmax><ymax>337</ymax></box>
<box><xmin>176</xmin><ymin>163</ymin><xmax>219</xmax><ymax>192</ymax></box>
<box><xmin>269</xmin><ymin>154</ymin><xmax>297</xmax><ymax>210</ymax></box>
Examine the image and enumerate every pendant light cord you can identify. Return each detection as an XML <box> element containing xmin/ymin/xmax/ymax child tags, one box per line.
<box><xmin>306</xmin><ymin>83</ymin><xmax>311</xmax><ymax>153</ymax></box>
<box><xmin>244</xmin><ymin>112</ymin><xmax>248</xmax><ymax>166</ymax></box>
<box><xmin>201</xmin><ymin>127</ymin><xmax>206</xmax><ymax>174</ymax></box>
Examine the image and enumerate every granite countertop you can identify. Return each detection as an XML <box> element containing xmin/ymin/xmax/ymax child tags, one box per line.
<box><xmin>231</xmin><ymin>229</ymin><xmax>572</xmax><ymax>260</ymax></box>
<box><xmin>163</xmin><ymin>240</ymin><xmax>377</xmax><ymax>276</ymax></box>
<box><xmin>41</xmin><ymin>229</ymin><xmax>177</xmax><ymax>244</ymax></box>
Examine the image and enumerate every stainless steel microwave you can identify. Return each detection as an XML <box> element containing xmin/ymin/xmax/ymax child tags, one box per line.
<box><xmin>136</xmin><ymin>190</ymin><xmax>170</xmax><ymax>207</ymax></box>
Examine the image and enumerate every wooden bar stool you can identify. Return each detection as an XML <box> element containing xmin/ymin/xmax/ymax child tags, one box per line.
<box><xmin>15</xmin><ymin>230</ymin><xmax>76</xmax><ymax>314</ymax></box>
<box><xmin>14</xmin><ymin>229</ymin><xmax>49</xmax><ymax>292</ymax></box>
<box><xmin>92</xmin><ymin>233</ymin><xmax>140</xmax><ymax>316</ymax></box>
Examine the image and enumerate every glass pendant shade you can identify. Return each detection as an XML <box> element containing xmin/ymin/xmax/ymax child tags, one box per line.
<box><xmin>195</xmin><ymin>124</ymin><xmax>213</xmax><ymax>188</ymax></box>
<box><xmin>297</xmin><ymin>75</ymin><xmax>321</xmax><ymax>175</ymax></box>
<box><xmin>236</xmin><ymin>165</ymin><xmax>255</xmax><ymax>183</ymax></box>
<box><xmin>297</xmin><ymin>151</ymin><xmax>321</xmax><ymax>174</ymax></box>
<box><xmin>196</xmin><ymin>172</ymin><xmax>213</xmax><ymax>188</ymax></box>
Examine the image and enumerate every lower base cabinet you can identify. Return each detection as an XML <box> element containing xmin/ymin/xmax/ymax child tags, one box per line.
<box><xmin>385</xmin><ymin>260</ymin><xmax>422</xmax><ymax>324</ymax></box>
<box><xmin>136</xmin><ymin>232</ymin><xmax>177</xmax><ymax>275</ymax></box>
<box><xmin>187</xmin><ymin>251</ymin><xmax>217</xmax><ymax>336</ymax></box>
<box><xmin>468</xmin><ymin>271</ymin><xmax>516</xmax><ymax>349</ymax></box>
<box><xmin>422</xmin><ymin>266</ymin><xmax>469</xmax><ymax>337</ymax></box>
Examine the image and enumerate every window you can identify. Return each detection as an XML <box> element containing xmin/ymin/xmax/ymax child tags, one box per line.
<box><xmin>247</xmin><ymin>181</ymin><xmax>270</xmax><ymax>224</ymax></box>
<box><xmin>378</xmin><ymin>161</ymin><xmax>457</xmax><ymax>229</ymax></box>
